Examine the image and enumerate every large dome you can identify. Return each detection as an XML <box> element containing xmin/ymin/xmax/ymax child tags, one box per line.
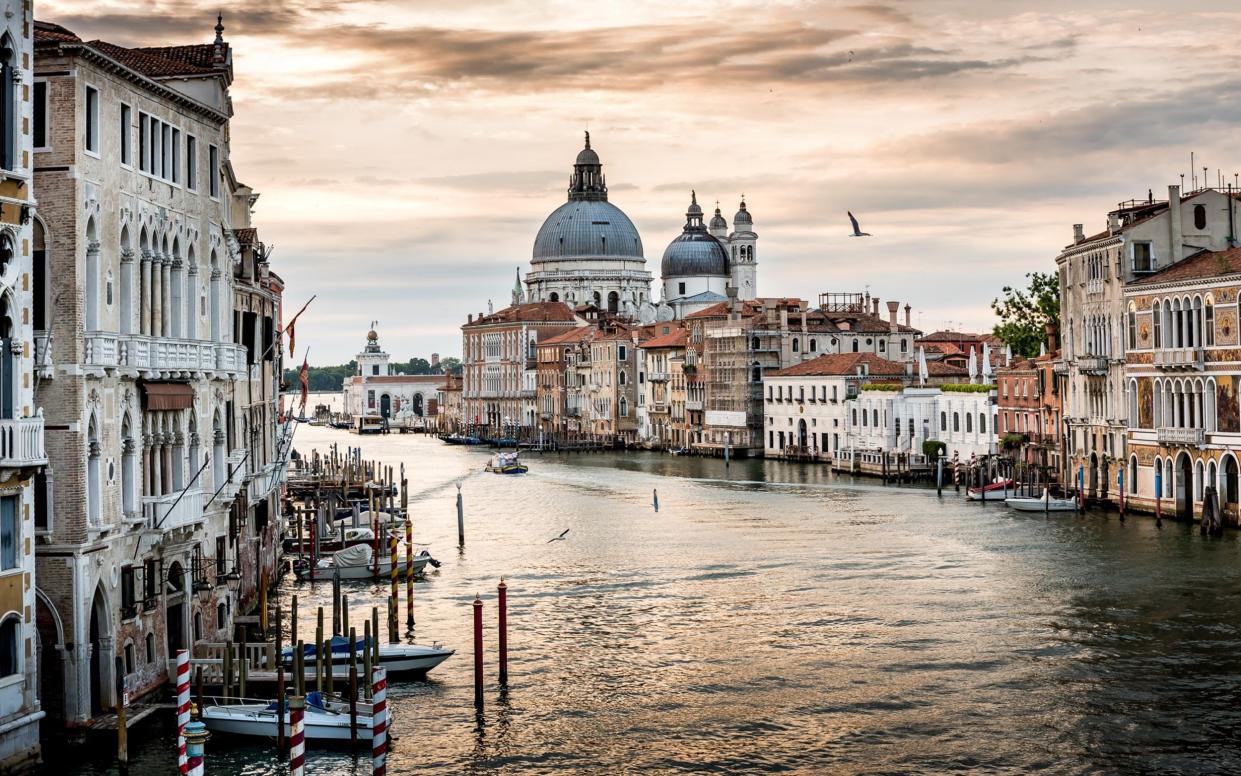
<box><xmin>533</xmin><ymin>200</ymin><xmax>644</xmax><ymax>260</ymax></box>
<box><xmin>661</xmin><ymin>231</ymin><xmax>729</xmax><ymax>278</ymax></box>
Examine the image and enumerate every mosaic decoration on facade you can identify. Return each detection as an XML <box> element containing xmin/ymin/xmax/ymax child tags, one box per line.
<box><xmin>1137</xmin><ymin>377</ymin><xmax>1153</xmax><ymax>429</ymax></box>
<box><xmin>1216</xmin><ymin>309</ymin><xmax>1237</xmax><ymax>345</ymax></box>
<box><xmin>1218</xmin><ymin>375</ymin><xmax>1240</xmax><ymax>433</ymax></box>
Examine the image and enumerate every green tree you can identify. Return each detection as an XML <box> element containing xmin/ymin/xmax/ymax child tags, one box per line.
<box><xmin>991</xmin><ymin>271</ymin><xmax>1060</xmax><ymax>357</ymax></box>
<box><xmin>438</xmin><ymin>356</ymin><xmax>462</xmax><ymax>375</ymax></box>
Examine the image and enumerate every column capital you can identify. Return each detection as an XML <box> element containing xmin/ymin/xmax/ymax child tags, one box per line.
<box><xmin>87</xmin><ymin>241</ymin><xmax>101</xmax><ymax>254</ymax></box>
<box><xmin>120</xmin><ymin>248</ymin><xmax>136</xmax><ymax>263</ymax></box>
<box><xmin>122</xmin><ymin>437</ymin><xmax>136</xmax><ymax>455</ymax></box>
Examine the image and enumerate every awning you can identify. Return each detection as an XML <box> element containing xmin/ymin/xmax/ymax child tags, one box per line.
<box><xmin>142</xmin><ymin>382</ymin><xmax>195</xmax><ymax>411</ymax></box>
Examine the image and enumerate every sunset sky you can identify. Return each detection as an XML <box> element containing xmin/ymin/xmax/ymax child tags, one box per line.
<box><xmin>43</xmin><ymin>0</ymin><xmax>1241</xmax><ymax>364</ymax></box>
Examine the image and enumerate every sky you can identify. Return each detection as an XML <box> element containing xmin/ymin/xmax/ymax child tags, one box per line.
<box><xmin>42</xmin><ymin>0</ymin><xmax>1241</xmax><ymax>364</ymax></box>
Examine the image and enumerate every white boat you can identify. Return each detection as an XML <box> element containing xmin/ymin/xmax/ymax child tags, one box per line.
<box><xmin>1005</xmin><ymin>490</ymin><xmax>1080</xmax><ymax>513</ymax></box>
<box><xmin>287</xmin><ymin>636</ymin><xmax>454</xmax><ymax>677</ymax></box>
<box><xmin>201</xmin><ymin>691</ymin><xmax>381</xmax><ymax>743</ymax></box>
<box><xmin>295</xmin><ymin>544</ymin><xmax>437</xmax><ymax>581</ymax></box>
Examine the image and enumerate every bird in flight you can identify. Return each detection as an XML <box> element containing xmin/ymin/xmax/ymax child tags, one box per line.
<box><xmin>848</xmin><ymin>212</ymin><xmax>871</xmax><ymax>237</ymax></box>
<box><xmin>548</xmin><ymin>529</ymin><xmax>570</xmax><ymax>543</ymax></box>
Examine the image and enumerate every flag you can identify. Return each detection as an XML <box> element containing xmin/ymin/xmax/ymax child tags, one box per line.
<box><xmin>281</xmin><ymin>295</ymin><xmax>316</xmax><ymax>358</ymax></box>
<box><xmin>298</xmin><ymin>355</ymin><xmax>309</xmax><ymax>411</ymax></box>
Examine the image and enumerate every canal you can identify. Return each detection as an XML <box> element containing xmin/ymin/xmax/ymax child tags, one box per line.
<box><xmin>47</xmin><ymin>425</ymin><xmax>1241</xmax><ymax>774</ymax></box>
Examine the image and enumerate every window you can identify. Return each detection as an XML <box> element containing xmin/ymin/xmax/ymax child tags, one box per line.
<box><xmin>171</xmin><ymin>128</ymin><xmax>181</xmax><ymax>183</ymax></box>
<box><xmin>85</xmin><ymin>86</ymin><xmax>100</xmax><ymax>153</ymax></box>
<box><xmin>371</xmin><ymin>365</ymin><xmax>379</xmax><ymax>376</ymax></box>
<box><xmin>809</xmin><ymin>339</ymin><xmax>817</xmax><ymax>353</ymax></box>
<box><xmin>146</xmin><ymin>632</ymin><xmax>156</xmax><ymax>664</ymax></box>
<box><xmin>217</xmin><ymin>602</ymin><xmax>227</xmax><ymax>630</ymax></box>
<box><xmin>186</xmin><ymin>135</ymin><xmax>197</xmax><ymax>189</ymax></box>
<box><xmin>1133</xmin><ymin>242</ymin><xmax>1153</xmax><ymax>272</ymax></box>
<box><xmin>618</xmin><ymin>345</ymin><xmax>627</xmax><ymax>361</ymax></box>
<box><xmin>33</xmin><ymin>81</ymin><xmax>47</xmax><ymax>149</ymax></box>
<box><xmin>901</xmin><ymin>339</ymin><xmax>908</xmax><ymax>353</ymax></box>
<box><xmin>979</xmin><ymin>413</ymin><xmax>986</xmax><ymax>433</ymax></box>
<box><xmin>966</xmin><ymin>413</ymin><xmax>973</xmax><ymax>433</ymax></box>
<box><xmin>953</xmin><ymin>412</ymin><xmax>960</xmax><ymax>432</ymax></box>
<box><xmin>851</xmin><ymin>340</ymin><xmax>859</xmax><ymax>352</ymax></box>
<box><xmin>1194</xmin><ymin>204</ymin><xmax>1207</xmax><ymax>230</ymax></box>
<box><xmin>139</xmin><ymin>114</ymin><xmax>149</xmax><ymax>172</ymax></box>
<box><xmin>209</xmin><ymin>144</ymin><xmax>219</xmax><ymax>197</ymax></box>
<box><xmin>0</xmin><ymin>496</ymin><xmax>15</xmax><ymax>571</ymax></box>
<box><xmin>124</xmin><ymin>642</ymin><xmax>135</xmax><ymax>674</ymax></box>
<box><xmin>1206</xmin><ymin>301</ymin><xmax>1215</xmax><ymax>346</ymax></box>
<box><xmin>119</xmin><ymin>103</ymin><xmax>131</xmax><ymax>165</ymax></box>
<box><xmin>1128</xmin><ymin>308</ymin><xmax>1137</xmax><ymax>349</ymax></box>
<box><xmin>162</xmin><ymin>122</ymin><xmax>171</xmax><ymax>178</ymax></box>
<box><xmin>792</xmin><ymin>338</ymin><xmax>799</xmax><ymax>353</ymax></box>
<box><xmin>1153</xmin><ymin>301</ymin><xmax>1162</xmax><ymax>348</ymax></box>
<box><xmin>940</xmin><ymin>411</ymin><xmax>947</xmax><ymax>431</ymax></box>
<box><xmin>0</xmin><ymin>617</ymin><xmax>15</xmax><ymax>677</ymax></box>
<box><xmin>121</xmin><ymin>565</ymin><xmax>136</xmax><ymax>614</ymax></box>
<box><xmin>678</xmin><ymin>282</ymin><xmax>686</xmax><ymax>295</ymax></box>
<box><xmin>879</xmin><ymin>340</ymin><xmax>886</xmax><ymax>352</ymax></box>
<box><xmin>872</xmin><ymin>409</ymin><xmax>879</xmax><ymax>426</ymax></box>
<box><xmin>0</xmin><ymin>40</ymin><xmax>15</xmax><ymax>169</ymax></box>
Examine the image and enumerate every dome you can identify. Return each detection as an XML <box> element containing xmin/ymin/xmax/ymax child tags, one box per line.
<box><xmin>734</xmin><ymin>198</ymin><xmax>753</xmax><ymax>227</ymax></box>
<box><xmin>709</xmin><ymin>205</ymin><xmax>727</xmax><ymax>231</ymax></box>
<box><xmin>533</xmin><ymin>199</ymin><xmax>644</xmax><ymax>260</ymax></box>
<box><xmin>661</xmin><ymin>232</ymin><xmax>729</xmax><ymax>278</ymax></box>
<box><xmin>575</xmin><ymin>146</ymin><xmax>600</xmax><ymax>166</ymax></box>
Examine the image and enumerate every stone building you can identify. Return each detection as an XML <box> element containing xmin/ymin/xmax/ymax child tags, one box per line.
<box><xmin>461</xmin><ymin>302</ymin><xmax>581</xmax><ymax>435</ymax></box>
<box><xmin>1123</xmin><ymin>246</ymin><xmax>1241</xmax><ymax>522</ymax></box>
<box><xmin>843</xmin><ymin>385</ymin><xmax>994</xmax><ymax>467</ymax></box>
<box><xmin>31</xmin><ymin>18</ymin><xmax>277</xmax><ymax>727</ymax></box>
<box><xmin>341</xmin><ymin>327</ymin><xmax>444</xmax><ymax>426</ymax></box>
<box><xmin>436</xmin><ymin>372</ymin><xmax>463</xmax><ymax>434</ymax></box>
<box><xmin>1056</xmin><ymin>185</ymin><xmax>1238</xmax><ymax>499</ymax></box>
<box><xmin>0</xmin><ymin>2</ymin><xmax>47</xmax><ymax>769</ymax></box>
<box><xmin>637</xmin><ymin>325</ymin><xmax>686</xmax><ymax>447</ymax></box>
<box><xmin>536</xmin><ymin>325</ymin><xmax>594</xmax><ymax>438</ymax></box>
<box><xmin>587</xmin><ymin>326</ymin><xmax>642</xmax><ymax>443</ymax></box>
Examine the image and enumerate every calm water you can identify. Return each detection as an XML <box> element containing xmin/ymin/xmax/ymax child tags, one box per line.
<box><xmin>47</xmin><ymin>426</ymin><xmax>1241</xmax><ymax>774</ymax></box>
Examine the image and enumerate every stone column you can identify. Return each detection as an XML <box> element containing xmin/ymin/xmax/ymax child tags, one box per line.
<box><xmin>187</xmin><ymin>264</ymin><xmax>200</xmax><ymax>340</ymax></box>
<box><xmin>142</xmin><ymin>433</ymin><xmax>152</xmax><ymax>498</ymax></box>
<box><xmin>161</xmin><ymin>257</ymin><xmax>173</xmax><ymax>339</ymax></box>
<box><xmin>122</xmin><ymin>436</ymin><xmax>137</xmax><ymax>520</ymax></box>
<box><xmin>140</xmin><ymin>250</ymin><xmax>153</xmax><ymax>335</ymax></box>
<box><xmin>162</xmin><ymin>432</ymin><xmax>173</xmax><ymax>494</ymax></box>
<box><xmin>85</xmin><ymin>241</ymin><xmax>101</xmax><ymax>332</ymax></box>
<box><xmin>151</xmin><ymin>253</ymin><xmax>163</xmax><ymax>338</ymax></box>
<box><xmin>152</xmin><ymin>432</ymin><xmax>163</xmax><ymax>497</ymax></box>
<box><xmin>119</xmin><ymin>248</ymin><xmax>135</xmax><ymax>335</ymax></box>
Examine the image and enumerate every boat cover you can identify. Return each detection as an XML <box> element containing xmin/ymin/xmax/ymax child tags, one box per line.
<box><xmin>262</xmin><ymin>692</ymin><xmax>326</xmax><ymax>712</ymax></box>
<box><xmin>333</xmin><ymin>544</ymin><xmax>372</xmax><ymax>567</ymax></box>
<box><xmin>286</xmin><ymin>635</ymin><xmax>374</xmax><ymax>658</ymax></box>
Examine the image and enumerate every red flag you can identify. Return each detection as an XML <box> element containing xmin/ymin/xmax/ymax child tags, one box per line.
<box><xmin>298</xmin><ymin>355</ymin><xmax>309</xmax><ymax>411</ymax></box>
<box><xmin>286</xmin><ymin>319</ymin><xmax>296</xmax><ymax>360</ymax></box>
<box><xmin>280</xmin><ymin>294</ymin><xmax>315</xmax><ymax>358</ymax></box>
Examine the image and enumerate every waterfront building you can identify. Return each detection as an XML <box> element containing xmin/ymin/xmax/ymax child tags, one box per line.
<box><xmin>637</xmin><ymin>325</ymin><xmax>686</xmax><ymax>447</ymax></box>
<box><xmin>588</xmin><ymin>326</ymin><xmax>642</xmax><ymax>443</ymax></box>
<box><xmin>916</xmin><ymin>330</ymin><xmax>1001</xmax><ymax>370</ymax></box>
<box><xmin>461</xmin><ymin>302</ymin><xmax>581</xmax><ymax>434</ymax></box>
<box><xmin>763</xmin><ymin>353</ymin><xmax>964</xmax><ymax>461</ymax></box>
<box><xmin>32</xmin><ymin>17</ymin><xmax>279</xmax><ymax>727</ymax></box>
<box><xmin>436</xmin><ymin>373</ymin><xmax>463</xmax><ymax>433</ymax></box>
<box><xmin>843</xmin><ymin>385</ymin><xmax>995</xmax><ymax>466</ymax></box>
<box><xmin>995</xmin><ymin>341</ymin><xmax>1064</xmax><ymax>476</ymax></box>
<box><xmin>1057</xmin><ymin>185</ymin><xmax>1238</xmax><ymax>499</ymax></box>
<box><xmin>0</xmin><ymin>2</ymin><xmax>47</xmax><ymax>768</ymax></box>
<box><xmin>536</xmin><ymin>325</ymin><xmax>594</xmax><ymax>438</ymax></box>
<box><xmin>1123</xmin><ymin>246</ymin><xmax>1241</xmax><ymax>521</ymax></box>
<box><xmin>341</xmin><ymin>327</ymin><xmax>444</xmax><ymax>426</ymax></box>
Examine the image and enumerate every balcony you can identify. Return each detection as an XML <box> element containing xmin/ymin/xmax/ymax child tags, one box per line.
<box><xmin>33</xmin><ymin>333</ymin><xmax>52</xmax><ymax>379</ymax></box>
<box><xmin>144</xmin><ymin>488</ymin><xmax>205</xmax><ymax>532</ymax></box>
<box><xmin>1154</xmin><ymin>347</ymin><xmax>1204</xmax><ymax>371</ymax></box>
<box><xmin>686</xmin><ymin>399</ymin><xmax>703</xmax><ymax>411</ymax></box>
<box><xmin>650</xmin><ymin>403</ymin><xmax>669</xmax><ymax>414</ymax></box>
<box><xmin>0</xmin><ymin>416</ymin><xmax>46</xmax><ymax>469</ymax></box>
<box><xmin>85</xmin><ymin>333</ymin><xmax>247</xmax><ymax>378</ymax></box>
<box><xmin>648</xmin><ymin>371</ymin><xmax>669</xmax><ymax>382</ymax></box>
<box><xmin>1086</xmin><ymin>278</ymin><xmax>1104</xmax><ymax>296</ymax></box>
<box><xmin>1156</xmin><ymin>427</ymin><xmax>1205</xmax><ymax>446</ymax></box>
<box><xmin>1077</xmin><ymin>356</ymin><xmax>1109</xmax><ymax>375</ymax></box>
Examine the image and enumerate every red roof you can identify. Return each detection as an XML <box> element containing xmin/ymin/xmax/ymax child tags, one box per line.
<box><xmin>1129</xmin><ymin>246</ymin><xmax>1241</xmax><ymax>286</ymax></box>
<box><xmin>34</xmin><ymin>20</ymin><xmax>79</xmax><ymax>43</ymax></box>
<box><xmin>541</xmin><ymin>326</ymin><xmax>595</xmax><ymax>345</ymax></box>
<box><xmin>770</xmin><ymin>352</ymin><xmax>967</xmax><ymax>378</ymax></box>
<box><xmin>464</xmin><ymin>302</ymin><xmax>577</xmax><ymax>327</ymax></box>
<box><xmin>641</xmin><ymin>328</ymin><xmax>687</xmax><ymax>349</ymax></box>
<box><xmin>36</xmin><ymin>20</ymin><xmax>226</xmax><ymax>79</ymax></box>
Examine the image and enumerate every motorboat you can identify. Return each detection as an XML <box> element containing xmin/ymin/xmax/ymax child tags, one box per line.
<box><xmin>286</xmin><ymin>635</ymin><xmax>454</xmax><ymax>677</ymax></box>
<box><xmin>966</xmin><ymin>479</ymin><xmax>1015</xmax><ymax>501</ymax></box>
<box><xmin>668</xmin><ymin>447</ymin><xmax>688</xmax><ymax>456</ymax></box>
<box><xmin>282</xmin><ymin>525</ymin><xmax>376</xmax><ymax>554</ymax></box>
<box><xmin>201</xmin><ymin>691</ymin><xmax>381</xmax><ymax>743</ymax></box>
<box><xmin>1005</xmin><ymin>489</ymin><xmax>1080</xmax><ymax>513</ymax></box>
<box><xmin>294</xmin><ymin>544</ymin><xmax>439</xmax><ymax>581</ymax></box>
<box><xmin>442</xmin><ymin>434</ymin><xmax>483</xmax><ymax>446</ymax></box>
<box><xmin>485</xmin><ymin>452</ymin><xmax>528</xmax><ymax>475</ymax></box>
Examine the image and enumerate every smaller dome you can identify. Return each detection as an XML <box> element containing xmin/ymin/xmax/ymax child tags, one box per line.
<box><xmin>709</xmin><ymin>204</ymin><xmax>727</xmax><ymax>231</ymax></box>
<box><xmin>661</xmin><ymin>233</ymin><xmax>729</xmax><ymax>279</ymax></box>
<box><xmin>687</xmin><ymin>190</ymin><xmax>703</xmax><ymax>218</ymax></box>
<box><xmin>576</xmin><ymin>147</ymin><xmax>600</xmax><ymax>166</ymax></box>
<box><xmin>734</xmin><ymin>197</ymin><xmax>753</xmax><ymax>226</ymax></box>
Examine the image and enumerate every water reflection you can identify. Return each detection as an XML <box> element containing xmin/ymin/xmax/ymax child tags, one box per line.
<box><xmin>41</xmin><ymin>428</ymin><xmax>1241</xmax><ymax>774</ymax></box>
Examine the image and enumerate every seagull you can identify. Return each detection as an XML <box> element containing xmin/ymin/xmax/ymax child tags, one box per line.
<box><xmin>547</xmin><ymin>529</ymin><xmax>570</xmax><ymax>543</ymax></box>
<box><xmin>848</xmin><ymin>212</ymin><xmax>871</xmax><ymax>237</ymax></box>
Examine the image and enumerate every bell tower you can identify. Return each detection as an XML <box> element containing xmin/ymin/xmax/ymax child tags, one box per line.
<box><xmin>729</xmin><ymin>197</ymin><xmax>758</xmax><ymax>300</ymax></box>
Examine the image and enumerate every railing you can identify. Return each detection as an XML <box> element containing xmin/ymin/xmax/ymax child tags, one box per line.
<box><xmin>85</xmin><ymin>332</ymin><xmax>247</xmax><ymax>375</ymax></box>
<box><xmin>648</xmin><ymin>371</ymin><xmax>669</xmax><ymax>382</ymax></box>
<box><xmin>1087</xmin><ymin>278</ymin><xmax>1105</xmax><ymax>295</ymax></box>
<box><xmin>1077</xmin><ymin>356</ymin><xmax>1109</xmax><ymax>374</ymax></box>
<box><xmin>144</xmin><ymin>487</ymin><xmax>205</xmax><ymax>531</ymax></box>
<box><xmin>0</xmin><ymin>416</ymin><xmax>46</xmax><ymax>468</ymax></box>
<box><xmin>686</xmin><ymin>399</ymin><xmax>704</xmax><ymax>411</ymax></box>
<box><xmin>1156</xmin><ymin>427</ymin><xmax>1205</xmax><ymax>446</ymax></box>
<box><xmin>650</xmin><ymin>403</ymin><xmax>669</xmax><ymax>413</ymax></box>
<box><xmin>1154</xmin><ymin>347</ymin><xmax>1205</xmax><ymax>370</ymax></box>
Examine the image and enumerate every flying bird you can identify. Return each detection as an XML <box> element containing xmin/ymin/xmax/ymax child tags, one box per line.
<box><xmin>547</xmin><ymin>529</ymin><xmax>570</xmax><ymax>543</ymax></box>
<box><xmin>848</xmin><ymin>211</ymin><xmax>872</xmax><ymax>237</ymax></box>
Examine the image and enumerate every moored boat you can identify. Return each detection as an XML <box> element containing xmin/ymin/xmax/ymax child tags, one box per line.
<box><xmin>1005</xmin><ymin>490</ymin><xmax>1079</xmax><ymax>513</ymax></box>
<box><xmin>201</xmin><ymin>691</ymin><xmax>381</xmax><ymax>743</ymax></box>
<box><xmin>286</xmin><ymin>636</ymin><xmax>454</xmax><ymax>677</ymax></box>
<box><xmin>485</xmin><ymin>451</ymin><xmax>528</xmax><ymax>474</ymax></box>
<box><xmin>294</xmin><ymin>544</ymin><xmax>438</xmax><ymax>581</ymax></box>
<box><xmin>966</xmin><ymin>479</ymin><xmax>1016</xmax><ymax>501</ymax></box>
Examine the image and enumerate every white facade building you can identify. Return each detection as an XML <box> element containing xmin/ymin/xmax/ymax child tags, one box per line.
<box><xmin>845</xmin><ymin>387</ymin><xmax>997</xmax><ymax>461</ymax></box>
<box><xmin>342</xmin><ymin>327</ymin><xmax>443</xmax><ymax>424</ymax></box>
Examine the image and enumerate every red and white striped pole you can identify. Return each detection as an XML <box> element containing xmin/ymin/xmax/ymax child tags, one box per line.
<box><xmin>371</xmin><ymin>666</ymin><xmax>388</xmax><ymax>775</ymax></box>
<box><xmin>290</xmin><ymin>695</ymin><xmax>306</xmax><ymax>776</ymax></box>
<box><xmin>176</xmin><ymin>648</ymin><xmax>191</xmax><ymax>775</ymax></box>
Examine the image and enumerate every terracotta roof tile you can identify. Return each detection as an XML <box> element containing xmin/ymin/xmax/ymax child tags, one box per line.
<box><xmin>87</xmin><ymin>40</ymin><xmax>218</xmax><ymax>78</ymax></box>
<box><xmin>464</xmin><ymin>302</ymin><xmax>578</xmax><ymax>327</ymax></box>
<box><xmin>640</xmin><ymin>328</ymin><xmax>687</xmax><ymax>349</ymax></box>
<box><xmin>541</xmin><ymin>326</ymin><xmax>595</xmax><ymax>345</ymax></box>
<box><xmin>34</xmin><ymin>20</ymin><xmax>80</xmax><ymax>43</ymax></box>
<box><xmin>1129</xmin><ymin>246</ymin><xmax>1241</xmax><ymax>286</ymax></box>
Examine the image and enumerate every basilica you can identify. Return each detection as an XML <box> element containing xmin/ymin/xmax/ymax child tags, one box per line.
<box><xmin>522</xmin><ymin>133</ymin><xmax>759</xmax><ymax>321</ymax></box>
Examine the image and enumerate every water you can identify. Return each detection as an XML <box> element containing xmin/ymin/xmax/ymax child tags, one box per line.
<box><xmin>47</xmin><ymin>426</ymin><xmax>1241</xmax><ymax>774</ymax></box>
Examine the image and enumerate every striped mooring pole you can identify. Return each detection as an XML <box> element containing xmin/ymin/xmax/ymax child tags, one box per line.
<box><xmin>184</xmin><ymin>720</ymin><xmax>209</xmax><ymax>776</ymax></box>
<box><xmin>405</xmin><ymin>514</ymin><xmax>415</xmax><ymax>630</ymax></box>
<box><xmin>372</xmin><ymin>666</ymin><xmax>389</xmax><ymax>775</ymax></box>
<box><xmin>290</xmin><ymin>695</ymin><xmax>307</xmax><ymax>776</ymax></box>
<box><xmin>176</xmin><ymin>649</ymin><xmax>191</xmax><ymax>775</ymax></box>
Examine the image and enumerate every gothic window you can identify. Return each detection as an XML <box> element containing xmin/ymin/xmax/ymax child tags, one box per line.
<box><xmin>0</xmin><ymin>36</ymin><xmax>15</xmax><ymax>170</ymax></box>
<box><xmin>1194</xmin><ymin>204</ymin><xmax>1207</xmax><ymax>230</ymax></box>
<box><xmin>1206</xmin><ymin>299</ymin><xmax>1215</xmax><ymax>346</ymax></box>
<box><xmin>0</xmin><ymin>616</ymin><xmax>16</xmax><ymax>677</ymax></box>
<box><xmin>1153</xmin><ymin>301</ymin><xmax>1162</xmax><ymax>347</ymax></box>
<box><xmin>85</xmin><ymin>85</ymin><xmax>100</xmax><ymax>154</ymax></box>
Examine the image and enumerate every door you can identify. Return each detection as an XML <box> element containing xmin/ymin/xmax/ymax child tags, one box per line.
<box><xmin>380</xmin><ymin>394</ymin><xmax>391</xmax><ymax>418</ymax></box>
<box><xmin>1177</xmin><ymin>453</ymin><xmax>1194</xmax><ymax>521</ymax></box>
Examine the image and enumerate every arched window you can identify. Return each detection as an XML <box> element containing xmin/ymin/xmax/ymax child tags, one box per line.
<box><xmin>809</xmin><ymin>339</ymin><xmax>817</xmax><ymax>353</ymax></box>
<box><xmin>607</xmin><ymin>291</ymin><xmax>618</xmax><ymax>313</ymax></box>
<box><xmin>1195</xmin><ymin>459</ymin><xmax>1205</xmax><ymax>501</ymax></box>
<box><xmin>979</xmin><ymin>413</ymin><xmax>986</xmax><ymax>434</ymax></box>
<box><xmin>619</xmin><ymin>371</ymin><xmax>626</xmax><ymax>386</ymax></box>
<box><xmin>952</xmin><ymin>412</ymin><xmax>960</xmax><ymax>432</ymax></box>
<box><xmin>851</xmin><ymin>339</ymin><xmax>859</xmax><ymax>353</ymax></box>
<box><xmin>1194</xmin><ymin>204</ymin><xmax>1207</xmax><ymax>230</ymax></box>
<box><xmin>0</xmin><ymin>615</ymin><xmax>16</xmax><ymax>677</ymax></box>
<box><xmin>549</xmin><ymin>291</ymin><xmax>559</xmax><ymax>302</ymax></box>
<box><xmin>872</xmin><ymin>409</ymin><xmax>879</xmax><ymax>427</ymax></box>
<box><xmin>0</xmin><ymin>35</ymin><xmax>15</xmax><ymax>172</ymax></box>
<box><xmin>619</xmin><ymin>397</ymin><xmax>628</xmax><ymax>417</ymax></box>
<box><xmin>792</xmin><ymin>338</ymin><xmax>799</xmax><ymax>353</ymax></box>
<box><xmin>751</xmin><ymin>363</ymin><xmax>761</xmax><ymax>383</ymax></box>
<box><xmin>1153</xmin><ymin>300</ymin><xmax>1162</xmax><ymax>348</ymax></box>
<box><xmin>852</xmin><ymin>408</ymin><xmax>858</xmax><ymax>426</ymax></box>
<box><xmin>217</xmin><ymin>602</ymin><xmax>227</xmax><ymax>630</ymax></box>
<box><xmin>1227</xmin><ymin>456</ymin><xmax>1240</xmax><ymax>506</ymax></box>
<box><xmin>87</xmin><ymin>416</ymin><xmax>101</xmax><ymax>526</ymax></box>
<box><xmin>1129</xmin><ymin>455</ymin><xmax>1138</xmax><ymax>493</ymax></box>
<box><xmin>966</xmin><ymin>413</ymin><xmax>973</xmax><ymax>433</ymax></box>
<box><xmin>940</xmin><ymin>411</ymin><xmax>947</xmax><ymax>431</ymax></box>
<box><xmin>146</xmin><ymin>632</ymin><xmax>155</xmax><ymax>664</ymax></box>
<box><xmin>1205</xmin><ymin>298</ymin><xmax>1215</xmax><ymax>346</ymax></box>
<box><xmin>1128</xmin><ymin>307</ymin><xmax>1137</xmax><ymax>349</ymax></box>
<box><xmin>750</xmin><ymin>336</ymin><xmax>760</xmax><ymax>350</ymax></box>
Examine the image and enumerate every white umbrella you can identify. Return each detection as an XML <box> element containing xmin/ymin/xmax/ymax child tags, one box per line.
<box><xmin>967</xmin><ymin>347</ymin><xmax>978</xmax><ymax>383</ymax></box>
<box><xmin>1004</xmin><ymin>343</ymin><xmax>1013</xmax><ymax>366</ymax></box>
<box><xmin>982</xmin><ymin>343</ymin><xmax>992</xmax><ymax>380</ymax></box>
<box><xmin>918</xmin><ymin>346</ymin><xmax>928</xmax><ymax>386</ymax></box>
<box><xmin>1039</xmin><ymin>341</ymin><xmax>1047</xmax><ymax>357</ymax></box>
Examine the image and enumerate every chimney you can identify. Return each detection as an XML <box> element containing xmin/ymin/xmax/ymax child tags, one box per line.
<box><xmin>904</xmin><ymin>304</ymin><xmax>911</xmax><ymax>327</ymax></box>
<box><xmin>872</xmin><ymin>297</ymin><xmax>880</xmax><ymax>316</ymax></box>
<box><xmin>1072</xmin><ymin>224</ymin><xmax>1084</xmax><ymax>243</ymax></box>
<box><xmin>1045</xmin><ymin>321</ymin><xmax>1059</xmax><ymax>353</ymax></box>
<box><xmin>886</xmin><ymin>300</ymin><xmax>899</xmax><ymax>325</ymax></box>
<box><xmin>1108</xmin><ymin>212</ymin><xmax>1120</xmax><ymax>233</ymax></box>
<box><xmin>468</xmin><ymin>313</ymin><xmax>473</xmax><ymax>323</ymax></box>
<box><xmin>800</xmin><ymin>311</ymin><xmax>807</xmax><ymax>332</ymax></box>
<box><xmin>1167</xmin><ymin>184</ymin><xmax>1182</xmax><ymax>267</ymax></box>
